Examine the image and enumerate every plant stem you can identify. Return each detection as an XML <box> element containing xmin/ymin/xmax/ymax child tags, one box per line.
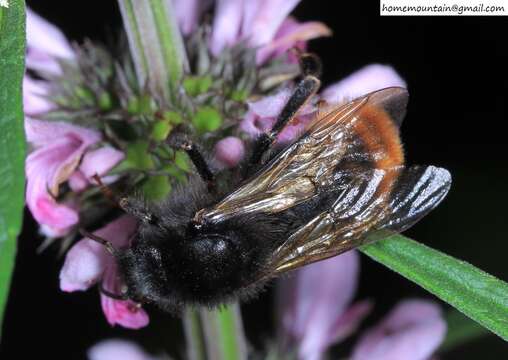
<box><xmin>183</xmin><ymin>308</ymin><xmax>206</xmax><ymax>360</ymax></box>
<box><xmin>199</xmin><ymin>304</ymin><xmax>248</xmax><ymax>360</ymax></box>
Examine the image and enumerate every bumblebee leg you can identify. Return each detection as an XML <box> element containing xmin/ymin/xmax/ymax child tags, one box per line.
<box><xmin>99</xmin><ymin>282</ymin><xmax>129</xmax><ymax>301</ymax></box>
<box><xmin>167</xmin><ymin>133</ymin><xmax>215</xmax><ymax>188</ymax></box>
<box><xmin>79</xmin><ymin>229</ymin><xmax>117</xmax><ymax>256</ymax></box>
<box><xmin>248</xmin><ymin>52</ymin><xmax>322</xmax><ymax>169</ymax></box>
<box><xmin>90</xmin><ymin>175</ymin><xmax>158</xmax><ymax>225</ymax></box>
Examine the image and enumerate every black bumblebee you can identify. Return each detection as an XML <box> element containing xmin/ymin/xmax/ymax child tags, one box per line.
<box><xmin>86</xmin><ymin>53</ymin><xmax>451</xmax><ymax>312</ymax></box>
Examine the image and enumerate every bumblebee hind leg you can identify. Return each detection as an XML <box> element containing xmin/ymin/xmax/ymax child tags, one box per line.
<box><xmin>247</xmin><ymin>52</ymin><xmax>322</xmax><ymax>171</ymax></box>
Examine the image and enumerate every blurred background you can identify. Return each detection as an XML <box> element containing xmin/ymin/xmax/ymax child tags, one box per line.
<box><xmin>1</xmin><ymin>1</ymin><xmax>507</xmax><ymax>358</ymax></box>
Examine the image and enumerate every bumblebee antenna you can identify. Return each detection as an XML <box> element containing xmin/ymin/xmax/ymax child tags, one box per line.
<box><xmin>79</xmin><ymin>229</ymin><xmax>117</xmax><ymax>256</ymax></box>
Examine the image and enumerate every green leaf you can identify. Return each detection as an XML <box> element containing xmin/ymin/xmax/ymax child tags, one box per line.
<box><xmin>125</xmin><ymin>141</ymin><xmax>154</xmax><ymax>170</ymax></box>
<box><xmin>183</xmin><ymin>75</ymin><xmax>213</xmax><ymax>96</ymax></box>
<box><xmin>192</xmin><ymin>106</ymin><xmax>222</xmax><ymax>134</ymax></box>
<box><xmin>151</xmin><ymin>119</ymin><xmax>172</xmax><ymax>141</ymax></box>
<box><xmin>361</xmin><ymin>235</ymin><xmax>508</xmax><ymax>341</ymax></box>
<box><xmin>0</xmin><ymin>1</ymin><xmax>26</xmax><ymax>337</ymax></box>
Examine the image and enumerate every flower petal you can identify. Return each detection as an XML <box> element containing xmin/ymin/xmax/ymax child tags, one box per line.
<box><xmin>26</xmin><ymin>8</ymin><xmax>75</xmax><ymax>74</ymax></box>
<box><xmin>210</xmin><ymin>0</ymin><xmax>245</xmax><ymax>55</ymax></box>
<box><xmin>68</xmin><ymin>171</ymin><xmax>89</xmax><ymax>192</ymax></box>
<box><xmin>214</xmin><ymin>136</ymin><xmax>245</xmax><ymax>168</ymax></box>
<box><xmin>322</xmin><ymin>64</ymin><xmax>406</xmax><ymax>104</ymax></box>
<box><xmin>257</xmin><ymin>18</ymin><xmax>332</xmax><ymax>64</ymax></box>
<box><xmin>23</xmin><ymin>76</ymin><xmax>53</xmax><ymax>116</ymax></box>
<box><xmin>174</xmin><ymin>0</ymin><xmax>212</xmax><ymax>36</ymax></box>
<box><xmin>25</xmin><ymin>119</ymin><xmax>101</xmax><ymax>232</ymax></box>
<box><xmin>88</xmin><ymin>339</ymin><xmax>156</xmax><ymax>360</ymax></box>
<box><xmin>25</xmin><ymin>117</ymin><xmax>100</xmax><ymax>149</ymax></box>
<box><xmin>278</xmin><ymin>251</ymin><xmax>365</xmax><ymax>360</ymax></box>
<box><xmin>242</xmin><ymin>0</ymin><xmax>301</xmax><ymax>47</ymax></box>
<box><xmin>79</xmin><ymin>146</ymin><xmax>125</xmax><ymax>179</ymax></box>
<box><xmin>101</xmin><ymin>263</ymin><xmax>149</xmax><ymax>329</ymax></box>
<box><xmin>59</xmin><ymin>216</ymin><xmax>137</xmax><ymax>292</ymax></box>
<box><xmin>351</xmin><ymin>299</ymin><xmax>447</xmax><ymax>360</ymax></box>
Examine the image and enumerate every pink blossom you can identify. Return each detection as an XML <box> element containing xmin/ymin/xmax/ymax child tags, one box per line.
<box><xmin>23</xmin><ymin>76</ymin><xmax>53</xmax><ymax>116</ymax></box>
<box><xmin>240</xmin><ymin>87</ymin><xmax>316</xmax><ymax>144</ymax></box>
<box><xmin>101</xmin><ymin>263</ymin><xmax>149</xmax><ymax>329</ymax></box>
<box><xmin>26</xmin><ymin>8</ymin><xmax>75</xmax><ymax>75</ymax></box>
<box><xmin>214</xmin><ymin>136</ymin><xmax>246</xmax><ymax>168</ymax></box>
<box><xmin>88</xmin><ymin>339</ymin><xmax>157</xmax><ymax>360</ymax></box>
<box><xmin>322</xmin><ymin>64</ymin><xmax>407</xmax><ymax>105</ymax></box>
<box><xmin>351</xmin><ymin>299</ymin><xmax>447</xmax><ymax>360</ymax></box>
<box><xmin>241</xmin><ymin>0</ymin><xmax>301</xmax><ymax>47</ymax></box>
<box><xmin>278</xmin><ymin>251</ymin><xmax>373</xmax><ymax>360</ymax></box>
<box><xmin>209</xmin><ymin>0</ymin><xmax>330</xmax><ymax>63</ymax></box>
<box><xmin>256</xmin><ymin>17</ymin><xmax>332</xmax><ymax>64</ymax></box>
<box><xmin>174</xmin><ymin>0</ymin><xmax>212</xmax><ymax>36</ymax></box>
<box><xmin>25</xmin><ymin>118</ymin><xmax>101</xmax><ymax>236</ymax></box>
<box><xmin>60</xmin><ymin>216</ymin><xmax>149</xmax><ymax>329</ymax></box>
<box><xmin>59</xmin><ymin>215</ymin><xmax>137</xmax><ymax>292</ymax></box>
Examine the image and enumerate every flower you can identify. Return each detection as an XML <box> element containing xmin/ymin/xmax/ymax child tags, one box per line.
<box><xmin>26</xmin><ymin>8</ymin><xmax>75</xmax><ymax>75</ymax></box>
<box><xmin>24</xmin><ymin>10</ymin><xmax>125</xmax><ymax>236</ymax></box>
<box><xmin>208</xmin><ymin>0</ymin><xmax>331</xmax><ymax>62</ymax></box>
<box><xmin>214</xmin><ymin>136</ymin><xmax>246</xmax><ymax>168</ymax></box>
<box><xmin>88</xmin><ymin>339</ymin><xmax>157</xmax><ymax>360</ymax></box>
<box><xmin>60</xmin><ymin>215</ymin><xmax>149</xmax><ymax>329</ymax></box>
<box><xmin>351</xmin><ymin>299</ymin><xmax>447</xmax><ymax>360</ymax></box>
<box><xmin>25</xmin><ymin>118</ymin><xmax>101</xmax><ymax>236</ymax></box>
<box><xmin>278</xmin><ymin>253</ymin><xmax>446</xmax><ymax>360</ymax></box>
<box><xmin>278</xmin><ymin>251</ymin><xmax>373</xmax><ymax>360</ymax></box>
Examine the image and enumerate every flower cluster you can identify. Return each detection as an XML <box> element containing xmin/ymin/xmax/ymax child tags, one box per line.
<box><xmin>24</xmin><ymin>0</ymin><xmax>446</xmax><ymax>358</ymax></box>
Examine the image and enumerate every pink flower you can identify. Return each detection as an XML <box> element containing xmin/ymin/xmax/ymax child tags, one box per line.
<box><xmin>71</xmin><ymin>145</ymin><xmax>125</xmax><ymax>191</ymax></box>
<box><xmin>23</xmin><ymin>76</ymin><xmax>53</xmax><ymax>116</ymax></box>
<box><xmin>174</xmin><ymin>0</ymin><xmax>212</xmax><ymax>36</ymax></box>
<box><xmin>351</xmin><ymin>300</ymin><xmax>447</xmax><ymax>360</ymax></box>
<box><xmin>88</xmin><ymin>339</ymin><xmax>157</xmax><ymax>360</ymax></box>
<box><xmin>26</xmin><ymin>8</ymin><xmax>75</xmax><ymax>75</ymax></box>
<box><xmin>60</xmin><ymin>216</ymin><xmax>149</xmax><ymax>329</ymax></box>
<box><xmin>209</xmin><ymin>0</ymin><xmax>330</xmax><ymax>63</ymax></box>
<box><xmin>25</xmin><ymin>118</ymin><xmax>101</xmax><ymax>236</ymax></box>
<box><xmin>278</xmin><ymin>251</ymin><xmax>372</xmax><ymax>360</ymax></box>
<box><xmin>256</xmin><ymin>17</ymin><xmax>332</xmax><ymax>64</ymax></box>
<box><xmin>322</xmin><ymin>64</ymin><xmax>407</xmax><ymax>105</ymax></box>
<box><xmin>278</xmin><ymin>254</ymin><xmax>446</xmax><ymax>360</ymax></box>
<box><xmin>214</xmin><ymin>136</ymin><xmax>246</xmax><ymax>168</ymax></box>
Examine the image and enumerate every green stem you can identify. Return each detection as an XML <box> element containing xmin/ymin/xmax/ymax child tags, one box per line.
<box><xmin>183</xmin><ymin>308</ymin><xmax>206</xmax><ymax>360</ymax></box>
<box><xmin>117</xmin><ymin>0</ymin><xmax>187</xmax><ymax>100</ymax></box>
<box><xmin>199</xmin><ymin>304</ymin><xmax>248</xmax><ymax>360</ymax></box>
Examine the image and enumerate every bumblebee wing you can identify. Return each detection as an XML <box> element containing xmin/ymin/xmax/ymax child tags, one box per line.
<box><xmin>201</xmin><ymin>87</ymin><xmax>409</xmax><ymax>223</ymax></box>
<box><xmin>265</xmin><ymin>165</ymin><xmax>451</xmax><ymax>276</ymax></box>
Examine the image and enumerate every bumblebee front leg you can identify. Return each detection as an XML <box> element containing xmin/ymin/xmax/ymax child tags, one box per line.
<box><xmin>167</xmin><ymin>133</ymin><xmax>215</xmax><ymax>188</ymax></box>
<box><xmin>248</xmin><ymin>52</ymin><xmax>322</xmax><ymax>169</ymax></box>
